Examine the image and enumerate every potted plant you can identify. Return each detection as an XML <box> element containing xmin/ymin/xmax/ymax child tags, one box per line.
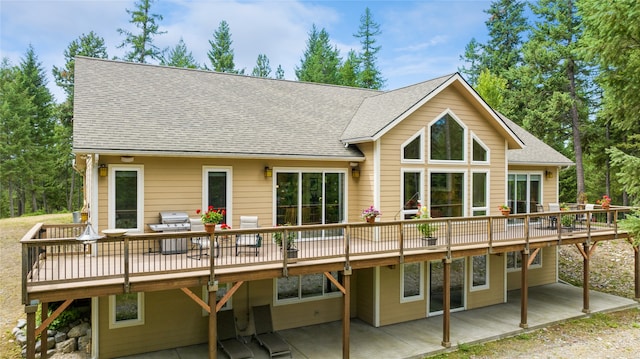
<box><xmin>498</xmin><ymin>204</ymin><xmax>511</xmax><ymax>216</ymax></box>
<box><xmin>196</xmin><ymin>206</ymin><xmax>224</xmax><ymax>233</ymax></box>
<box><xmin>597</xmin><ymin>195</ymin><xmax>611</xmax><ymax>210</ymax></box>
<box><xmin>273</xmin><ymin>224</ymin><xmax>297</xmax><ymax>258</ymax></box>
<box><xmin>361</xmin><ymin>206</ymin><xmax>381</xmax><ymax>224</ymax></box>
<box><xmin>414</xmin><ymin>206</ymin><xmax>437</xmax><ymax>245</ymax></box>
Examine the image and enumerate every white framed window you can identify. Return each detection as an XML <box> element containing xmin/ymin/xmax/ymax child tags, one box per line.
<box><xmin>109</xmin><ymin>293</ymin><xmax>144</xmax><ymax>329</ymax></box>
<box><xmin>471</xmin><ymin>134</ymin><xmax>489</xmax><ymax>164</ymax></box>
<box><xmin>428</xmin><ymin>110</ymin><xmax>467</xmax><ymax>164</ymax></box>
<box><xmin>401</xmin><ymin>169</ymin><xmax>423</xmax><ymax>220</ymax></box>
<box><xmin>274</xmin><ymin>272</ymin><xmax>342</xmax><ymax>304</ymax></box>
<box><xmin>429</xmin><ymin>169</ymin><xmax>466</xmax><ymax>218</ymax></box>
<box><xmin>108</xmin><ymin>165</ymin><xmax>144</xmax><ymax>232</ymax></box>
<box><xmin>469</xmin><ymin>255</ymin><xmax>489</xmax><ymax>291</ymax></box>
<box><xmin>202</xmin><ymin>283</ymin><xmax>232</xmax><ymax>316</ymax></box>
<box><xmin>471</xmin><ymin>171</ymin><xmax>489</xmax><ymax>216</ymax></box>
<box><xmin>506</xmin><ymin>251</ymin><xmax>542</xmax><ymax>272</ymax></box>
<box><xmin>401</xmin><ymin>262</ymin><xmax>424</xmax><ymax>302</ymax></box>
<box><xmin>203</xmin><ymin>167</ymin><xmax>232</xmax><ymax>225</ymax></box>
<box><xmin>401</xmin><ymin>129</ymin><xmax>425</xmax><ymax>163</ymax></box>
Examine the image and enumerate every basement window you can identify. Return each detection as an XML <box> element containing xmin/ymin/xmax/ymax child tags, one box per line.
<box><xmin>109</xmin><ymin>293</ymin><xmax>144</xmax><ymax>329</ymax></box>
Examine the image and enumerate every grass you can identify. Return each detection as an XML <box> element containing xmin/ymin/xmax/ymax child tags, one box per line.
<box><xmin>0</xmin><ymin>213</ymin><xmax>73</xmax><ymax>359</ymax></box>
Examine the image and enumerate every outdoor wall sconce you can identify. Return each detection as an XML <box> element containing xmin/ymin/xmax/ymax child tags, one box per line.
<box><xmin>545</xmin><ymin>170</ymin><xmax>553</xmax><ymax>179</ymax></box>
<box><xmin>98</xmin><ymin>164</ymin><xmax>108</xmax><ymax>177</ymax></box>
<box><xmin>264</xmin><ymin>166</ymin><xmax>273</xmax><ymax>178</ymax></box>
<box><xmin>120</xmin><ymin>156</ymin><xmax>134</xmax><ymax>163</ymax></box>
<box><xmin>350</xmin><ymin>162</ymin><xmax>360</xmax><ymax>178</ymax></box>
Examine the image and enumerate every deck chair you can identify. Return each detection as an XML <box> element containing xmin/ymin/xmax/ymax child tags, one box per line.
<box><xmin>548</xmin><ymin>203</ymin><xmax>560</xmax><ymax>228</ymax></box>
<box><xmin>236</xmin><ymin>216</ymin><xmax>262</xmax><ymax>256</ymax></box>
<box><xmin>188</xmin><ymin>218</ymin><xmax>219</xmax><ymax>259</ymax></box>
<box><xmin>252</xmin><ymin>305</ymin><xmax>292</xmax><ymax>358</ymax></box>
<box><xmin>217</xmin><ymin>309</ymin><xmax>254</xmax><ymax>359</ymax></box>
<box><xmin>577</xmin><ymin>203</ymin><xmax>595</xmax><ymax>225</ymax></box>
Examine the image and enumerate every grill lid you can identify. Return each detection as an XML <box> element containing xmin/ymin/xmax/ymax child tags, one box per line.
<box><xmin>159</xmin><ymin>211</ymin><xmax>189</xmax><ymax>224</ymax></box>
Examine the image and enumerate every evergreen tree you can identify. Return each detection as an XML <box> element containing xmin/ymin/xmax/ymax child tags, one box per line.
<box><xmin>475</xmin><ymin>69</ymin><xmax>507</xmax><ymax>109</ymax></box>
<box><xmin>251</xmin><ymin>54</ymin><xmax>271</xmax><ymax>78</ymax></box>
<box><xmin>354</xmin><ymin>7</ymin><xmax>384</xmax><ymax>89</ymax></box>
<box><xmin>275</xmin><ymin>65</ymin><xmax>285</xmax><ymax>80</ymax></box>
<box><xmin>207</xmin><ymin>20</ymin><xmax>244</xmax><ymax>74</ymax></box>
<box><xmin>338</xmin><ymin>50</ymin><xmax>360</xmax><ymax>87</ymax></box>
<box><xmin>295</xmin><ymin>25</ymin><xmax>341</xmax><ymax>84</ymax></box>
<box><xmin>117</xmin><ymin>0</ymin><xmax>166</xmax><ymax>63</ymax></box>
<box><xmin>161</xmin><ymin>38</ymin><xmax>199</xmax><ymax>69</ymax></box>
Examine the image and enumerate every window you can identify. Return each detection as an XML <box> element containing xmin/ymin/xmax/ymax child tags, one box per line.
<box><xmin>401</xmin><ymin>262</ymin><xmax>423</xmax><ymax>302</ymax></box>
<box><xmin>275</xmin><ymin>171</ymin><xmax>345</xmax><ymax>228</ymax></box>
<box><xmin>507</xmin><ymin>173</ymin><xmax>542</xmax><ymax>215</ymax></box>
<box><xmin>472</xmin><ymin>136</ymin><xmax>488</xmax><ymax>163</ymax></box>
<box><xmin>430</xmin><ymin>172</ymin><xmax>465</xmax><ymax>217</ymax></box>
<box><xmin>472</xmin><ymin>172</ymin><xmax>488</xmax><ymax>216</ymax></box>
<box><xmin>402</xmin><ymin>130</ymin><xmax>424</xmax><ymax>162</ymax></box>
<box><xmin>202</xmin><ymin>283</ymin><xmax>232</xmax><ymax>316</ymax></box>
<box><xmin>204</xmin><ymin>167</ymin><xmax>232</xmax><ymax>225</ymax></box>
<box><xmin>430</xmin><ymin>113</ymin><xmax>465</xmax><ymax>162</ymax></box>
<box><xmin>470</xmin><ymin>255</ymin><xmax>489</xmax><ymax>291</ymax></box>
<box><xmin>401</xmin><ymin>170</ymin><xmax>422</xmax><ymax>219</ymax></box>
<box><xmin>109</xmin><ymin>166</ymin><xmax>144</xmax><ymax>231</ymax></box>
<box><xmin>506</xmin><ymin>251</ymin><xmax>542</xmax><ymax>271</ymax></box>
<box><xmin>109</xmin><ymin>293</ymin><xmax>144</xmax><ymax>328</ymax></box>
<box><xmin>275</xmin><ymin>272</ymin><xmax>341</xmax><ymax>303</ymax></box>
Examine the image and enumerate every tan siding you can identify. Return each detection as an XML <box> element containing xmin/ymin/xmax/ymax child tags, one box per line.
<box><xmin>355</xmin><ymin>268</ymin><xmax>375</xmax><ymax>325</ymax></box>
<box><xmin>507</xmin><ymin>247</ymin><xmax>558</xmax><ymax>290</ymax></box>
<box><xmin>466</xmin><ymin>254</ymin><xmax>506</xmax><ymax>309</ymax></box>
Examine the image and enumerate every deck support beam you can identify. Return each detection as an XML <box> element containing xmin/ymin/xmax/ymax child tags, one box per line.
<box><xmin>25</xmin><ymin>304</ymin><xmax>37</xmax><ymax>359</ymax></box>
<box><xmin>635</xmin><ymin>245</ymin><xmax>640</xmax><ymax>299</ymax></box>
<box><xmin>40</xmin><ymin>302</ymin><xmax>48</xmax><ymax>359</ymax></box>
<box><xmin>208</xmin><ymin>281</ymin><xmax>218</xmax><ymax>359</ymax></box>
<box><xmin>582</xmin><ymin>243</ymin><xmax>591</xmax><ymax>313</ymax></box>
<box><xmin>342</xmin><ymin>268</ymin><xmax>352</xmax><ymax>359</ymax></box>
<box><xmin>441</xmin><ymin>257</ymin><xmax>451</xmax><ymax>347</ymax></box>
<box><xmin>520</xmin><ymin>249</ymin><xmax>529</xmax><ymax>329</ymax></box>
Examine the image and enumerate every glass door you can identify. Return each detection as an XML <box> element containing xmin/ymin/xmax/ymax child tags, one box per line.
<box><xmin>428</xmin><ymin>258</ymin><xmax>465</xmax><ymax>315</ymax></box>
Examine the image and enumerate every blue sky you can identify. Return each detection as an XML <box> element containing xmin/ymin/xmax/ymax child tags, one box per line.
<box><xmin>1</xmin><ymin>0</ymin><xmax>493</xmax><ymax>103</ymax></box>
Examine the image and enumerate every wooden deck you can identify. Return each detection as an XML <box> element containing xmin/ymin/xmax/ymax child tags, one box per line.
<box><xmin>21</xmin><ymin>209</ymin><xmax>629</xmax><ymax>303</ymax></box>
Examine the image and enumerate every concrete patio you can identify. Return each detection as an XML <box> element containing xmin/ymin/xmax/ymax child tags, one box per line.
<box><xmin>118</xmin><ymin>282</ymin><xmax>638</xmax><ymax>359</ymax></box>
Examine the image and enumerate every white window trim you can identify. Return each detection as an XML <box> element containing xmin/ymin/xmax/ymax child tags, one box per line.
<box><xmin>202</xmin><ymin>166</ymin><xmax>233</xmax><ymax>224</ymax></box>
<box><xmin>428</xmin><ymin>109</ymin><xmax>468</xmax><ymax>164</ymax></box>
<box><xmin>471</xmin><ymin>133</ymin><xmax>490</xmax><ymax>164</ymax></box>
<box><xmin>427</xmin><ymin>168</ymin><xmax>468</xmax><ymax>217</ymax></box>
<box><xmin>471</xmin><ymin>170</ymin><xmax>489</xmax><ymax>216</ymax></box>
<box><xmin>400</xmin><ymin>168</ymin><xmax>424</xmax><ymax>219</ymax></box>
<box><xmin>400</xmin><ymin>262</ymin><xmax>424</xmax><ymax>302</ymax></box>
<box><xmin>273</xmin><ymin>273</ymin><xmax>342</xmax><ymax>305</ymax></box>
<box><xmin>506</xmin><ymin>251</ymin><xmax>543</xmax><ymax>272</ymax></box>
<box><xmin>401</xmin><ymin>128</ymin><xmax>425</xmax><ymax>164</ymax></box>
<box><xmin>108</xmin><ymin>165</ymin><xmax>144</xmax><ymax>232</ymax></box>
<box><xmin>202</xmin><ymin>283</ymin><xmax>232</xmax><ymax>316</ymax></box>
<box><xmin>507</xmin><ymin>171</ymin><xmax>545</xmax><ymax>215</ymax></box>
<box><xmin>469</xmin><ymin>255</ymin><xmax>490</xmax><ymax>291</ymax></box>
<box><xmin>108</xmin><ymin>293</ymin><xmax>144</xmax><ymax>329</ymax></box>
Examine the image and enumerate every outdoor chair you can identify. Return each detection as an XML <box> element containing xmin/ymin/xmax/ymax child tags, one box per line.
<box><xmin>252</xmin><ymin>305</ymin><xmax>292</xmax><ymax>358</ymax></box>
<box><xmin>577</xmin><ymin>203</ymin><xmax>595</xmax><ymax>225</ymax></box>
<box><xmin>235</xmin><ymin>216</ymin><xmax>262</xmax><ymax>256</ymax></box>
<box><xmin>188</xmin><ymin>218</ymin><xmax>218</xmax><ymax>259</ymax></box>
<box><xmin>548</xmin><ymin>203</ymin><xmax>560</xmax><ymax>228</ymax></box>
<box><xmin>217</xmin><ymin>309</ymin><xmax>254</xmax><ymax>359</ymax></box>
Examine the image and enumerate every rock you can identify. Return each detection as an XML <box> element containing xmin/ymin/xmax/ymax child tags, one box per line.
<box><xmin>15</xmin><ymin>332</ymin><xmax>27</xmax><ymax>346</ymax></box>
<box><xmin>34</xmin><ymin>336</ymin><xmax>56</xmax><ymax>351</ymax></box>
<box><xmin>54</xmin><ymin>331</ymin><xmax>67</xmax><ymax>343</ymax></box>
<box><xmin>17</xmin><ymin>319</ymin><xmax>27</xmax><ymax>329</ymax></box>
<box><xmin>47</xmin><ymin>329</ymin><xmax>56</xmax><ymax>337</ymax></box>
<box><xmin>56</xmin><ymin>338</ymin><xmax>77</xmax><ymax>353</ymax></box>
<box><xmin>67</xmin><ymin>322</ymin><xmax>90</xmax><ymax>338</ymax></box>
<box><xmin>78</xmin><ymin>335</ymin><xmax>91</xmax><ymax>354</ymax></box>
<box><xmin>12</xmin><ymin>326</ymin><xmax>21</xmax><ymax>335</ymax></box>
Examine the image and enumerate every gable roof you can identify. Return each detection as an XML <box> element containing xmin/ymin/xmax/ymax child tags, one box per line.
<box><xmin>73</xmin><ymin>57</ymin><xmax>377</xmax><ymax>160</ymax></box>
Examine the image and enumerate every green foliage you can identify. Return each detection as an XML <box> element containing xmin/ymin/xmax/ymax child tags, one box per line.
<box><xmin>207</xmin><ymin>20</ymin><xmax>244</xmax><ymax>74</ymax></box>
<box><xmin>608</xmin><ymin>148</ymin><xmax>640</xmax><ymax>206</ymax></box>
<box><xmin>251</xmin><ymin>54</ymin><xmax>271</xmax><ymax>78</ymax></box>
<box><xmin>117</xmin><ymin>0</ymin><xmax>166</xmax><ymax>63</ymax></box>
<box><xmin>475</xmin><ymin>69</ymin><xmax>507</xmax><ymax>108</ymax></box>
<box><xmin>354</xmin><ymin>7</ymin><xmax>384</xmax><ymax>89</ymax></box>
<box><xmin>160</xmin><ymin>38</ymin><xmax>199</xmax><ymax>69</ymax></box>
<box><xmin>295</xmin><ymin>25</ymin><xmax>342</xmax><ymax>85</ymax></box>
<box><xmin>273</xmin><ymin>225</ymin><xmax>296</xmax><ymax>249</ymax></box>
<box><xmin>619</xmin><ymin>210</ymin><xmax>640</xmax><ymax>246</ymax></box>
<box><xmin>275</xmin><ymin>65</ymin><xmax>285</xmax><ymax>80</ymax></box>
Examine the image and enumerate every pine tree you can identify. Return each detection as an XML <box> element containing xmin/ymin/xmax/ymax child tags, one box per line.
<box><xmin>338</xmin><ymin>50</ymin><xmax>360</xmax><ymax>87</ymax></box>
<box><xmin>354</xmin><ymin>7</ymin><xmax>384</xmax><ymax>89</ymax></box>
<box><xmin>161</xmin><ymin>38</ymin><xmax>199</xmax><ymax>69</ymax></box>
<box><xmin>295</xmin><ymin>25</ymin><xmax>341</xmax><ymax>84</ymax></box>
<box><xmin>275</xmin><ymin>65</ymin><xmax>285</xmax><ymax>80</ymax></box>
<box><xmin>117</xmin><ymin>0</ymin><xmax>166</xmax><ymax>63</ymax></box>
<box><xmin>251</xmin><ymin>54</ymin><xmax>271</xmax><ymax>78</ymax></box>
<box><xmin>207</xmin><ymin>20</ymin><xmax>244</xmax><ymax>74</ymax></box>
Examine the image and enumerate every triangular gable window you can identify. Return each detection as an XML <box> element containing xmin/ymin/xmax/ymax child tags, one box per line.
<box><xmin>402</xmin><ymin>129</ymin><xmax>424</xmax><ymax>163</ymax></box>
<box><xmin>429</xmin><ymin>112</ymin><xmax>466</xmax><ymax>162</ymax></box>
<box><xmin>472</xmin><ymin>135</ymin><xmax>489</xmax><ymax>163</ymax></box>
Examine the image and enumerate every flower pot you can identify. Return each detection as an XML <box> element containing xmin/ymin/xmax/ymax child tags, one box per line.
<box><xmin>204</xmin><ymin>223</ymin><xmax>216</xmax><ymax>234</ymax></box>
<box><xmin>601</xmin><ymin>203</ymin><xmax>610</xmax><ymax>210</ymax></box>
<box><xmin>286</xmin><ymin>248</ymin><xmax>298</xmax><ymax>259</ymax></box>
<box><xmin>366</xmin><ymin>217</ymin><xmax>376</xmax><ymax>224</ymax></box>
<box><xmin>500</xmin><ymin>209</ymin><xmax>510</xmax><ymax>216</ymax></box>
<box><xmin>423</xmin><ymin>237</ymin><xmax>437</xmax><ymax>246</ymax></box>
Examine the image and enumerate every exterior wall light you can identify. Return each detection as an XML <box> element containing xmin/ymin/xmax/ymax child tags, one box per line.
<box><xmin>99</xmin><ymin>164</ymin><xmax>108</xmax><ymax>177</ymax></box>
<box><xmin>264</xmin><ymin>167</ymin><xmax>273</xmax><ymax>178</ymax></box>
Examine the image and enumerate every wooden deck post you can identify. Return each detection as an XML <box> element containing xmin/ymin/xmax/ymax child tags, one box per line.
<box><xmin>208</xmin><ymin>281</ymin><xmax>218</xmax><ymax>359</ymax></box>
<box><xmin>583</xmin><ymin>242</ymin><xmax>590</xmax><ymax>313</ymax></box>
<box><xmin>342</xmin><ymin>268</ymin><xmax>352</xmax><ymax>359</ymax></box>
<box><xmin>40</xmin><ymin>302</ymin><xmax>48</xmax><ymax>358</ymax></box>
<box><xmin>25</xmin><ymin>304</ymin><xmax>37</xmax><ymax>359</ymax></box>
<box><xmin>441</xmin><ymin>257</ymin><xmax>451</xmax><ymax>347</ymax></box>
<box><xmin>635</xmin><ymin>245</ymin><xmax>640</xmax><ymax>299</ymax></box>
<box><xmin>520</xmin><ymin>249</ymin><xmax>529</xmax><ymax>329</ymax></box>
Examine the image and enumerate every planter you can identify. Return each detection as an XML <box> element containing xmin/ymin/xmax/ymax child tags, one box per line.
<box><xmin>601</xmin><ymin>204</ymin><xmax>610</xmax><ymax>210</ymax></box>
<box><xmin>366</xmin><ymin>217</ymin><xmax>376</xmax><ymax>224</ymax></box>
<box><xmin>423</xmin><ymin>237</ymin><xmax>437</xmax><ymax>246</ymax></box>
<box><xmin>286</xmin><ymin>248</ymin><xmax>299</xmax><ymax>259</ymax></box>
<box><xmin>204</xmin><ymin>223</ymin><xmax>216</xmax><ymax>234</ymax></box>
<box><xmin>500</xmin><ymin>209</ymin><xmax>510</xmax><ymax>216</ymax></box>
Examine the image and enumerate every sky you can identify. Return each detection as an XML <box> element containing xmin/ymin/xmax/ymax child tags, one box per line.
<box><xmin>1</xmin><ymin>0</ymin><xmax>493</xmax><ymax>103</ymax></box>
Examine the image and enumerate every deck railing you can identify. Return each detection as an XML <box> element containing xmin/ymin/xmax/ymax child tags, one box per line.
<box><xmin>21</xmin><ymin>207</ymin><xmax>630</xmax><ymax>302</ymax></box>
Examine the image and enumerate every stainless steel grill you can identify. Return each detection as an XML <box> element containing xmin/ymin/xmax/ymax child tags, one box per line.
<box><xmin>148</xmin><ymin>211</ymin><xmax>190</xmax><ymax>254</ymax></box>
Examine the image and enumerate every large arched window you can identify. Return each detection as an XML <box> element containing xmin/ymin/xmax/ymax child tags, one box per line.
<box><xmin>430</xmin><ymin>113</ymin><xmax>465</xmax><ymax>162</ymax></box>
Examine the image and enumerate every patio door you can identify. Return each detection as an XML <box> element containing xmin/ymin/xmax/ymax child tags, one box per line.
<box><xmin>428</xmin><ymin>258</ymin><xmax>465</xmax><ymax>315</ymax></box>
<box><xmin>507</xmin><ymin>173</ymin><xmax>541</xmax><ymax>215</ymax></box>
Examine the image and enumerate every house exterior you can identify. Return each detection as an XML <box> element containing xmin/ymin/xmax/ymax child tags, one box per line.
<box><xmin>39</xmin><ymin>56</ymin><xmax>585</xmax><ymax>358</ymax></box>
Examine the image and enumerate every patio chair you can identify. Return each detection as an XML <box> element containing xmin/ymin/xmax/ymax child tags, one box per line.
<box><xmin>188</xmin><ymin>218</ymin><xmax>219</xmax><ymax>259</ymax></box>
<box><xmin>236</xmin><ymin>216</ymin><xmax>262</xmax><ymax>256</ymax></box>
<box><xmin>577</xmin><ymin>203</ymin><xmax>595</xmax><ymax>225</ymax></box>
<box><xmin>252</xmin><ymin>305</ymin><xmax>292</xmax><ymax>358</ymax></box>
<box><xmin>217</xmin><ymin>309</ymin><xmax>254</xmax><ymax>359</ymax></box>
<box><xmin>548</xmin><ymin>203</ymin><xmax>560</xmax><ymax>228</ymax></box>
